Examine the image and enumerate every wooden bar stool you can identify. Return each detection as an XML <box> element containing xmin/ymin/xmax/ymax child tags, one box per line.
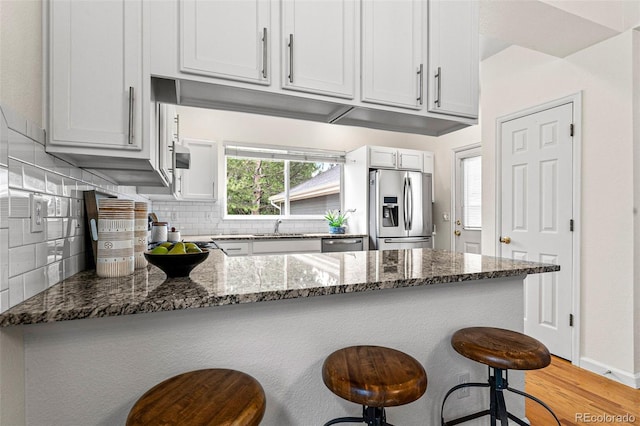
<box><xmin>127</xmin><ymin>368</ymin><xmax>265</xmax><ymax>426</ymax></box>
<box><xmin>322</xmin><ymin>345</ymin><xmax>427</xmax><ymax>426</ymax></box>
<box><xmin>440</xmin><ymin>327</ymin><xmax>560</xmax><ymax>426</ymax></box>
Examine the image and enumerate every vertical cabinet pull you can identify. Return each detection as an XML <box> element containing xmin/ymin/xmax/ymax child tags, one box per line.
<box><xmin>128</xmin><ymin>86</ymin><xmax>134</xmax><ymax>144</ymax></box>
<box><xmin>288</xmin><ymin>34</ymin><xmax>294</xmax><ymax>83</ymax></box>
<box><xmin>434</xmin><ymin>66</ymin><xmax>441</xmax><ymax>107</ymax></box>
<box><xmin>417</xmin><ymin>64</ymin><xmax>423</xmax><ymax>105</ymax></box>
<box><xmin>261</xmin><ymin>28</ymin><xmax>268</xmax><ymax>79</ymax></box>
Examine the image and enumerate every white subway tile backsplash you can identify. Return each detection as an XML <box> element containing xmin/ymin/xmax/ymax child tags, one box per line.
<box><xmin>35</xmin><ymin>242</ymin><xmax>50</xmax><ymax>268</ymax></box>
<box><xmin>8</xmin><ymin>159</ymin><xmax>22</xmax><ymax>188</ymax></box>
<box><xmin>35</xmin><ymin>143</ymin><xmax>56</xmax><ymax>170</ymax></box>
<box><xmin>9</xmin><ymin>189</ymin><xmax>30</xmax><ymax>217</ymax></box>
<box><xmin>47</xmin><ymin>218</ymin><xmax>64</xmax><ymax>240</ymax></box>
<box><xmin>46</xmin><ymin>172</ymin><xmax>63</xmax><ymax>195</ymax></box>
<box><xmin>23</xmin><ymin>163</ymin><xmax>46</xmax><ymax>192</ymax></box>
<box><xmin>46</xmin><ymin>262</ymin><xmax>63</xmax><ymax>287</ymax></box>
<box><xmin>0</xmin><ymin>229</ymin><xmax>7</xmax><ymax>290</ymax></box>
<box><xmin>0</xmin><ymin>104</ymin><xmax>156</xmax><ymax>312</ymax></box>
<box><xmin>0</xmin><ymin>167</ymin><xmax>7</xmax><ymax>228</ymax></box>
<box><xmin>8</xmin><ymin>219</ymin><xmax>24</xmax><ymax>247</ymax></box>
<box><xmin>8</xmin><ymin>276</ymin><xmax>23</xmax><ymax>308</ymax></box>
<box><xmin>0</xmin><ymin>290</ymin><xmax>8</xmax><ymax>312</ymax></box>
<box><xmin>9</xmin><ymin>244</ymin><xmax>36</xmax><ymax>277</ymax></box>
<box><xmin>23</xmin><ymin>221</ymin><xmax>46</xmax><ymax>245</ymax></box>
<box><xmin>23</xmin><ymin>268</ymin><xmax>47</xmax><ymax>299</ymax></box>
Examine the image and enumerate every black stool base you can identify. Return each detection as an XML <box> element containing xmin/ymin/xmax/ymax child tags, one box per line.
<box><xmin>441</xmin><ymin>367</ymin><xmax>560</xmax><ymax>426</ymax></box>
<box><xmin>324</xmin><ymin>406</ymin><xmax>395</xmax><ymax>426</ymax></box>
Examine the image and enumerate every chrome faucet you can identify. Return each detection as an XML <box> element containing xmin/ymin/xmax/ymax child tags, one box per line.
<box><xmin>273</xmin><ymin>218</ymin><xmax>282</xmax><ymax>234</ymax></box>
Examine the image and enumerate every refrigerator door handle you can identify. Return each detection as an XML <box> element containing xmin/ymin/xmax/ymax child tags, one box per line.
<box><xmin>403</xmin><ymin>176</ymin><xmax>409</xmax><ymax>231</ymax></box>
<box><xmin>407</xmin><ymin>177</ymin><xmax>413</xmax><ymax>230</ymax></box>
<box><xmin>383</xmin><ymin>237</ymin><xmax>431</xmax><ymax>243</ymax></box>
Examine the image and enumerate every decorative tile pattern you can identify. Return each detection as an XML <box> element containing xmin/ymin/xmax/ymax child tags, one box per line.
<box><xmin>0</xmin><ymin>248</ymin><xmax>559</xmax><ymax>326</ymax></box>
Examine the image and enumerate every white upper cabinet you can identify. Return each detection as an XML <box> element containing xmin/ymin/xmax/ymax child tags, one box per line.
<box><xmin>179</xmin><ymin>138</ymin><xmax>218</xmax><ymax>200</ymax></box>
<box><xmin>427</xmin><ymin>0</ymin><xmax>479</xmax><ymax>118</ymax></box>
<box><xmin>369</xmin><ymin>146</ymin><xmax>423</xmax><ymax>171</ymax></box>
<box><xmin>281</xmin><ymin>0</ymin><xmax>356</xmax><ymax>98</ymax></box>
<box><xmin>49</xmin><ymin>0</ymin><xmax>143</xmax><ymax>150</ymax></box>
<box><xmin>361</xmin><ymin>0</ymin><xmax>424</xmax><ymax>110</ymax></box>
<box><xmin>180</xmin><ymin>0</ymin><xmax>271</xmax><ymax>85</ymax></box>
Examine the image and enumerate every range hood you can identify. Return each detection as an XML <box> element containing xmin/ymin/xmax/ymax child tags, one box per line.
<box><xmin>153</xmin><ymin>78</ymin><xmax>473</xmax><ymax>137</ymax></box>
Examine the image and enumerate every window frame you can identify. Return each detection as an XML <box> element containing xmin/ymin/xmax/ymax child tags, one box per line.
<box><xmin>223</xmin><ymin>142</ymin><xmax>345</xmax><ymax>220</ymax></box>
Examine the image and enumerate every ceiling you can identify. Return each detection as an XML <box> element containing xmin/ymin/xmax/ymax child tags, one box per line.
<box><xmin>478</xmin><ymin>0</ymin><xmax>640</xmax><ymax>60</ymax></box>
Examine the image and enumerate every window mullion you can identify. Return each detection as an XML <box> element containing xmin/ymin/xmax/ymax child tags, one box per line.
<box><xmin>284</xmin><ymin>160</ymin><xmax>290</xmax><ymax>216</ymax></box>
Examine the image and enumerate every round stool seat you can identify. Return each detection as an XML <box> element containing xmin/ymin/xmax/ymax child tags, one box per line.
<box><xmin>126</xmin><ymin>368</ymin><xmax>265</xmax><ymax>426</ymax></box>
<box><xmin>322</xmin><ymin>345</ymin><xmax>427</xmax><ymax>408</ymax></box>
<box><xmin>452</xmin><ymin>327</ymin><xmax>551</xmax><ymax>370</ymax></box>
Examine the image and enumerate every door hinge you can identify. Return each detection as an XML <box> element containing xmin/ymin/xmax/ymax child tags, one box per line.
<box><xmin>570</xmin><ymin>219</ymin><xmax>574</xmax><ymax>232</ymax></box>
<box><xmin>569</xmin><ymin>313</ymin><xmax>574</xmax><ymax>327</ymax></box>
<box><xmin>570</xmin><ymin>123</ymin><xmax>574</xmax><ymax>137</ymax></box>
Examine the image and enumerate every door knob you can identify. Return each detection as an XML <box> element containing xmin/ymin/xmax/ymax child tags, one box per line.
<box><xmin>454</xmin><ymin>230</ymin><xmax>461</xmax><ymax>236</ymax></box>
<box><xmin>499</xmin><ymin>236</ymin><xmax>511</xmax><ymax>244</ymax></box>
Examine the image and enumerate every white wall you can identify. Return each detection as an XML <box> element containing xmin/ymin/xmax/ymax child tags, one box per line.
<box><xmin>0</xmin><ymin>0</ymin><xmax>42</xmax><ymax>128</ymax></box>
<box><xmin>633</xmin><ymin>29</ymin><xmax>640</xmax><ymax>375</ymax></box>
<box><xmin>477</xmin><ymin>32</ymin><xmax>637</xmax><ymax>377</ymax></box>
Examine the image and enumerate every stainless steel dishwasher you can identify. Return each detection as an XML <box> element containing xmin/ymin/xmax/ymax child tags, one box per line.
<box><xmin>321</xmin><ymin>237</ymin><xmax>364</xmax><ymax>253</ymax></box>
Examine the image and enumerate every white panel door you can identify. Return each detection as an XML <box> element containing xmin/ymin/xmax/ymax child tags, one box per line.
<box><xmin>500</xmin><ymin>103</ymin><xmax>573</xmax><ymax>360</ymax></box>
<box><xmin>453</xmin><ymin>146</ymin><xmax>481</xmax><ymax>254</ymax></box>
<box><xmin>181</xmin><ymin>0</ymin><xmax>270</xmax><ymax>85</ymax></box>
<box><xmin>361</xmin><ymin>0</ymin><xmax>423</xmax><ymax>109</ymax></box>
<box><xmin>427</xmin><ymin>0</ymin><xmax>478</xmax><ymax>118</ymax></box>
<box><xmin>50</xmin><ymin>0</ymin><xmax>142</xmax><ymax>149</ymax></box>
<box><xmin>282</xmin><ymin>0</ymin><xmax>355</xmax><ymax>98</ymax></box>
<box><xmin>369</xmin><ymin>146</ymin><xmax>397</xmax><ymax>169</ymax></box>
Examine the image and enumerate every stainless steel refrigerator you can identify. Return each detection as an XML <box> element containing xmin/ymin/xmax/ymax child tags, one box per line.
<box><xmin>369</xmin><ymin>169</ymin><xmax>433</xmax><ymax>250</ymax></box>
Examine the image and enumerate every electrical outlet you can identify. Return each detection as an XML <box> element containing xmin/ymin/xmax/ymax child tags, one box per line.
<box><xmin>30</xmin><ymin>194</ymin><xmax>45</xmax><ymax>233</ymax></box>
<box><xmin>457</xmin><ymin>372</ymin><xmax>470</xmax><ymax>399</ymax></box>
<box><xmin>171</xmin><ymin>211</ymin><xmax>179</xmax><ymax>221</ymax></box>
<box><xmin>205</xmin><ymin>212</ymin><xmax>213</xmax><ymax>221</ymax></box>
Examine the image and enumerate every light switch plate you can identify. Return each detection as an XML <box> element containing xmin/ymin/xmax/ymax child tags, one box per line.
<box><xmin>30</xmin><ymin>194</ymin><xmax>45</xmax><ymax>233</ymax></box>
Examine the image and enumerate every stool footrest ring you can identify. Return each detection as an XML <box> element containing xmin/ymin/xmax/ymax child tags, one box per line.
<box><xmin>440</xmin><ymin>368</ymin><xmax>560</xmax><ymax>426</ymax></box>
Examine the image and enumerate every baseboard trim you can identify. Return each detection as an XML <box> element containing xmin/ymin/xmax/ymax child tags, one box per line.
<box><xmin>579</xmin><ymin>357</ymin><xmax>640</xmax><ymax>389</ymax></box>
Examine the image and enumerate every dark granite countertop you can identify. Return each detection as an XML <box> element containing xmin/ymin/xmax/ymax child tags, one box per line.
<box><xmin>0</xmin><ymin>248</ymin><xmax>559</xmax><ymax>327</ymax></box>
<box><xmin>208</xmin><ymin>233</ymin><xmax>368</xmax><ymax>240</ymax></box>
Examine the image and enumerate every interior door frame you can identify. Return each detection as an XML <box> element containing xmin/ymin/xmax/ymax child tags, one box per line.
<box><xmin>450</xmin><ymin>142</ymin><xmax>481</xmax><ymax>252</ymax></box>
<box><xmin>495</xmin><ymin>92</ymin><xmax>582</xmax><ymax>365</ymax></box>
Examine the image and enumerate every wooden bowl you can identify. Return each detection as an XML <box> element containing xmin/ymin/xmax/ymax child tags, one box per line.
<box><xmin>144</xmin><ymin>249</ymin><xmax>209</xmax><ymax>278</ymax></box>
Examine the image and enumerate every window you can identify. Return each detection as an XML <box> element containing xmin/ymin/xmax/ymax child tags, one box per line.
<box><xmin>224</xmin><ymin>143</ymin><xmax>344</xmax><ymax>216</ymax></box>
<box><xmin>462</xmin><ymin>155</ymin><xmax>481</xmax><ymax>229</ymax></box>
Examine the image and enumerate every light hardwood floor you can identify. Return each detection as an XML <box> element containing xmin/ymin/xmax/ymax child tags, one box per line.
<box><xmin>525</xmin><ymin>356</ymin><xmax>640</xmax><ymax>425</ymax></box>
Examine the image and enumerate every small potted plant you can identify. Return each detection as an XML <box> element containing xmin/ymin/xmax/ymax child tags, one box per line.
<box><xmin>324</xmin><ymin>209</ymin><xmax>349</xmax><ymax>234</ymax></box>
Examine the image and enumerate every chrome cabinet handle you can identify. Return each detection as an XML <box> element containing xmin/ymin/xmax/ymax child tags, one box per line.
<box><xmin>434</xmin><ymin>66</ymin><xmax>441</xmax><ymax>107</ymax></box>
<box><xmin>128</xmin><ymin>86</ymin><xmax>134</xmax><ymax>144</ymax></box>
<box><xmin>261</xmin><ymin>27</ymin><xmax>268</xmax><ymax>79</ymax></box>
<box><xmin>417</xmin><ymin>64</ymin><xmax>423</xmax><ymax>105</ymax></box>
<box><xmin>288</xmin><ymin>34</ymin><xmax>294</xmax><ymax>83</ymax></box>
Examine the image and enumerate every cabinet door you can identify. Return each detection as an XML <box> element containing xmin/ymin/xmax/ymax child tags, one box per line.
<box><xmin>397</xmin><ymin>149</ymin><xmax>423</xmax><ymax>170</ymax></box>
<box><xmin>282</xmin><ymin>0</ymin><xmax>355</xmax><ymax>98</ymax></box>
<box><xmin>50</xmin><ymin>0</ymin><xmax>142</xmax><ymax>149</ymax></box>
<box><xmin>180</xmin><ymin>139</ymin><xmax>218</xmax><ymax>200</ymax></box>
<box><xmin>181</xmin><ymin>0</ymin><xmax>270</xmax><ymax>85</ymax></box>
<box><xmin>362</xmin><ymin>0</ymin><xmax>423</xmax><ymax>109</ymax></box>
<box><xmin>427</xmin><ymin>0</ymin><xmax>479</xmax><ymax>118</ymax></box>
<box><xmin>369</xmin><ymin>146</ymin><xmax>397</xmax><ymax>169</ymax></box>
